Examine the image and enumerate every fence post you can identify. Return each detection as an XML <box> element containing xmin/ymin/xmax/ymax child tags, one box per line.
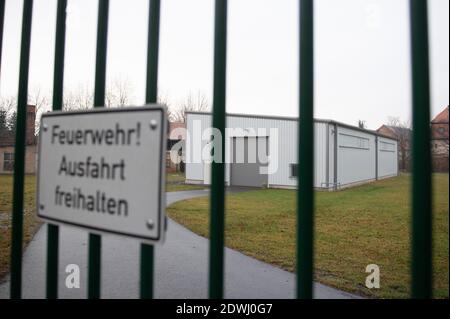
<box><xmin>10</xmin><ymin>0</ymin><xmax>33</xmax><ymax>300</ymax></box>
<box><xmin>46</xmin><ymin>0</ymin><xmax>67</xmax><ymax>299</ymax></box>
<box><xmin>88</xmin><ymin>0</ymin><xmax>110</xmax><ymax>299</ymax></box>
<box><xmin>0</xmin><ymin>0</ymin><xmax>5</xmax><ymax>77</ymax></box>
<box><xmin>409</xmin><ymin>0</ymin><xmax>432</xmax><ymax>299</ymax></box>
<box><xmin>140</xmin><ymin>0</ymin><xmax>161</xmax><ymax>299</ymax></box>
<box><xmin>297</xmin><ymin>0</ymin><xmax>314</xmax><ymax>299</ymax></box>
<box><xmin>209</xmin><ymin>0</ymin><xmax>227</xmax><ymax>299</ymax></box>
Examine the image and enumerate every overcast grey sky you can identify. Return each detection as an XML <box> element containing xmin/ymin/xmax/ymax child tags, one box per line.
<box><xmin>0</xmin><ymin>0</ymin><xmax>448</xmax><ymax>129</ymax></box>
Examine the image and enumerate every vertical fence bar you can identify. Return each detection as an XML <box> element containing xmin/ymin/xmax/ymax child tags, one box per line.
<box><xmin>10</xmin><ymin>0</ymin><xmax>33</xmax><ymax>299</ymax></box>
<box><xmin>209</xmin><ymin>0</ymin><xmax>227</xmax><ymax>299</ymax></box>
<box><xmin>140</xmin><ymin>0</ymin><xmax>160</xmax><ymax>299</ymax></box>
<box><xmin>46</xmin><ymin>227</ymin><xmax>59</xmax><ymax>299</ymax></box>
<box><xmin>297</xmin><ymin>0</ymin><xmax>314</xmax><ymax>299</ymax></box>
<box><xmin>46</xmin><ymin>0</ymin><xmax>67</xmax><ymax>299</ymax></box>
<box><xmin>145</xmin><ymin>0</ymin><xmax>160</xmax><ymax>104</ymax></box>
<box><xmin>0</xmin><ymin>0</ymin><xmax>6</xmax><ymax>77</ymax></box>
<box><xmin>88</xmin><ymin>0</ymin><xmax>109</xmax><ymax>299</ymax></box>
<box><xmin>410</xmin><ymin>0</ymin><xmax>432</xmax><ymax>299</ymax></box>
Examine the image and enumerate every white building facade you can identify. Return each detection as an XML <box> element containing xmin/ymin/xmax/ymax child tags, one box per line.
<box><xmin>184</xmin><ymin>112</ymin><xmax>398</xmax><ymax>190</ymax></box>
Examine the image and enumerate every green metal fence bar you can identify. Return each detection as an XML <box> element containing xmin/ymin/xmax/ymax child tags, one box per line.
<box><xmin>297</xmin><ymin>0</ymin><xmax>314</xmax><ymax>299</ymax></box>
<box><xmin>145</xmin><ymin>0</ymin><xmax>160</xmax><ymax>104</ymax></box>
<box><xmin>88</xmin><ymin>0</ymin><xmax>109</xmax><ymax>299</ymax></box>
<box><xmin>0</xmin><ymin>0</ymin><xmax>5</xmax><ymax>76</ymax></box>
<box><xmin>46</xmin><ymin>226</ymin><xmax>59</xmax><ymax>299</ymax></box>
<box><xmin>140</xmin><ymin>0</ymin><xmax>161</xmax><ymax>299</ymax></box>
<box><xmin>410</xmin><ymin>0</ymin><xmax>432</xmax><ymax>299</ymax></box>
<box><xmin>10</xmin><ymin>0</ymin><xmax>33</xmax><ymax>299</ymax></box>
<box><xmin>46</xmin><ymin>0</ymin><xmax>67</xmax><ymax>299</ymax></box>
<box><xmin>209</xmin><ymin>0</ymin><xmax>227</xmax><ymax>299</ymax></box>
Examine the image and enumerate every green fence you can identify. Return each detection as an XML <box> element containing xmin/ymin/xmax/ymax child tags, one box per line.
<box><xmin>1</xmin><ymin>0</ymin><xmax>433</xmax><ymax>299</ymax></box>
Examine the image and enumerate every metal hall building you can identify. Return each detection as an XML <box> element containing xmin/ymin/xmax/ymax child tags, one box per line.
<box><xmin>184</xmin><ymin>112</ymin><xmax>398</xmax><ymax>190</ymax></box>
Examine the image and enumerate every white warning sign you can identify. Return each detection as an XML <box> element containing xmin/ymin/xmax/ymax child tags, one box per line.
<box><xmin>37</xmin><ymin>106</ymin><xmax>167</xmax><ymax>243</ymax></box>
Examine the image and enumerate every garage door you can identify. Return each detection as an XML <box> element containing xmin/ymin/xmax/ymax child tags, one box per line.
<box><xmin>230</xmin><ymin>137</ymin><xmax>268</xmax><ymax>187</ymax></box>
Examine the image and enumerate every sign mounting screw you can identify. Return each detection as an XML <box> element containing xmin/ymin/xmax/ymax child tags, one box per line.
<box><xmin>146</xmin><ymin>219</ymin><xmax>154</xmax><ymax>230</ymax></box>
<box><xmin>150</xmin><ymin>120</ymin><xmax>157</xmax><ymax>130</ymax></box>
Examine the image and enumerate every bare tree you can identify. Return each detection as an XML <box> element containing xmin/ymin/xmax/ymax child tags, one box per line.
<box><xmin>157</xmin><ymin>93</ymin><xmax>178</xmax><ymax>122</ymax></box>
<box><xmin>2</xmin><ymin>90</ymin><xmax>50</xmax><ymax>133</ymax></box>
<box><xmin>29</xmin><ymin>87</ymin><xmax>51</xmax><ymax>133</ymax></box>
<box><xmin>172</xmin><ymin>91</ymin><xmax>210</xmax><ymax>123</ymax></box>
<box><xmin>2</xmin><ymin>80</ymin><xmax>136</xmax><ymax>133</ymax></box>
<box><xmin>29</xmin><ymin>87</ymin><xmax>50</xmax><ymax>113</ymax></box>
<box><xmin>0</xmin><ymin>96</ymin><xmax>16</xmax><ymax>132</ymax></box>
<box><xmin>386</xmin><ymin>116</ymin><xmax>412</xmax><ymax>171</ymax></box>
<box><xmin>62</xmin><ymin>90</ymin><xmax>78</xmax><ymax>111</ymax></box>
<box><xmin>7</xmin><ymin>111</ymin><xmax>17</xmax><ymax>133</ymax></box>
<box><xmin>105</xmin><ymin>78</ymin><xmax>134</xmax><ymax>107</ymax></box>
<box><xmin>0</xmin><ymin>108</ymin><xmax>7</xmax><ymax>131</ymax></box>
<box><xmin>63</xmin><ymin>85</ymin><xmax>93</xmax><ymax>111</ymax></box>
<box><xmin>387</xmin><ymin>116</ymin><xmax>411</xmax><ymax>129</ymax></box>
<box><xmin>0</xmin><ymin>95</ymin><xmax>17</xmax><ymax>114</ymax></box>
<box><xmin>2</xmin><ymin>88</ymin><xmax>51</xmax><ymax>115</ymax></box>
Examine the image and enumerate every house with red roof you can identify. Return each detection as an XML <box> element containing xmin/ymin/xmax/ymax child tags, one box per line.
<box><xmin>0</xmin><ymin>105</ymin><xmax>37</xmax><ymax>174</ymax></box>
<box><xmin>431</xmin><ymin>106</ymin><xmax>449</xmax><ymax>172</ymax></box>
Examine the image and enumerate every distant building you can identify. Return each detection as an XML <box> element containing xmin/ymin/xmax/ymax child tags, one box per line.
<box><xmin>377</xmin><ymin>106</ymin><xmax>449</xmax><ymax>172</ymax></box>
<box><xmin>185</xmin><ymin>112</ymin><xmax>398</xmax><ymax>190</ymax></box>
<box><xmin>0</xmin><ymin>105</ymin><xmax>37</xmax><ymax>174</ymax></box>
<box><xmin>431</xmin><ymin>106</ymin><xmax>449</xmax><ymax>172</ymax></box>
<box><xmin>166</xmin><ymin>122</ymin><xmax>185</xmax><ymax>172</ymax></box>
<box><xmin>377</xmin><ymin>124</ymin><xmax>412</xmax><ymax>171</ymax></box>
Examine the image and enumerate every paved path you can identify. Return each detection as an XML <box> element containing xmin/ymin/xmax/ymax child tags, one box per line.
<box><xmin>0</xmin><ymin>189</ymin><xmax>360</xmax><ymax>299</ymax></box>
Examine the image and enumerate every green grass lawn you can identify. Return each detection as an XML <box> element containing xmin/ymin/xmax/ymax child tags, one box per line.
<box><xmin>166</xmin><ymin>172</ymin><xmax>187</xmax><ymax>183</ymax></box>
<box><xmin>0</xmin><ymin>174</ymin><xmax>41</xmax><ymax>283</ymax></box>
<box><xmin>167</xmin><ymin>174</ymin><xmax>449</xmax><ymax>299</ymax></box>
<box><xmin>166</xmin><ymin>172</ymin><xmax>205</xmax><ymax>192</ymax></box>
<box><xmin>166</xmin><ymin>183</ymin><xmax>205</xmax><ymax>192</ymax></box>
